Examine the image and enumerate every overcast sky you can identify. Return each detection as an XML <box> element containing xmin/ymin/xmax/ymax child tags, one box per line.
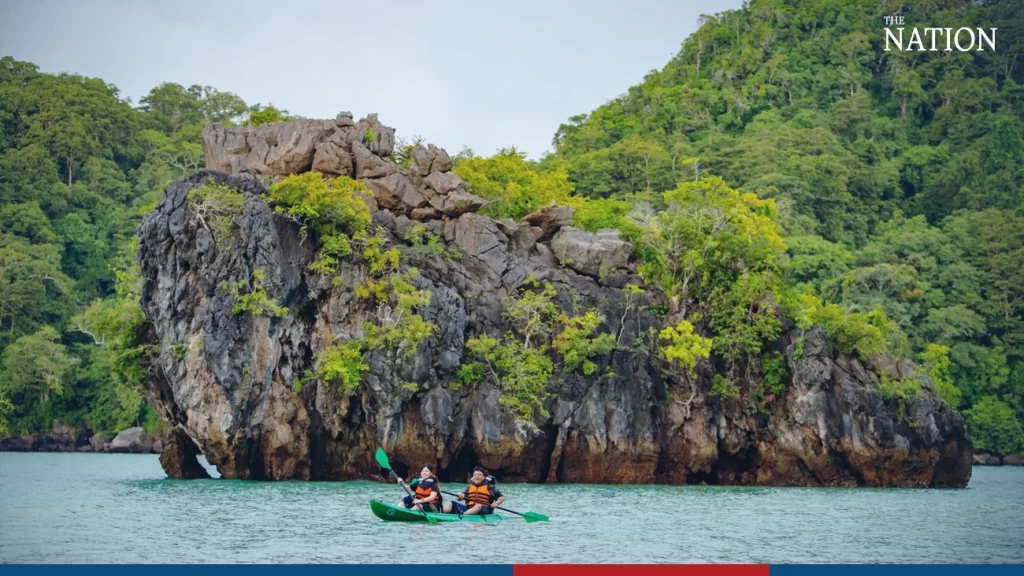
<box><xmin>0</xmin><ymin>0</ymin><xmax>742</xmax><ymax>159</ymax></box>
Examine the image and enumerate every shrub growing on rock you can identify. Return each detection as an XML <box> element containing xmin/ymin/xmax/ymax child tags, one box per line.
<box><xmin>462</xmin><ymin>277</ymin><xmax>618</xmax><ymax>419</ymax></box>
<box><xmin>187</xmin><ymin>182</ymin><xmax>245</xmax><ymax>249</ymax></box>
<box><xmin>268</xmin><ymin>172</ymin><xmax>373</xmax><ymax>276</ymax></box>
<box><xmin>228</xmin><ymin>268</ymin><xmax>287</xmax><ymax>318</ymax></box>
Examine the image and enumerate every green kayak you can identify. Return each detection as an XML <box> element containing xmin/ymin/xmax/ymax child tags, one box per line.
<box><xmin>370</xmin><ymin>499</ymin><xmax>508</xmax><ymax>523</ymax></box>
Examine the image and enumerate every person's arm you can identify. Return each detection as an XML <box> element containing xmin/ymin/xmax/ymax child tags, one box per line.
<box><xmin>491</xmin><ymin>487</ymin><xmax>504</xmax><ymax>508</ymax></box>
<box><xmin>397</xmin><ymin>477</ymin><xmax>416</xmax><ymax>496</ymax></box>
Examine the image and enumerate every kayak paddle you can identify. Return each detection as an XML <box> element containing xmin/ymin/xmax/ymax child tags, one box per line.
<box><xmin>373</xmin><ymin>447</ymin><xmax>437</xmax><ymax>524</ymax></box>
<box><xmin>441</xmin><ymin>489</ymin><xmax>549</xmax><ymax>523</ymax></box>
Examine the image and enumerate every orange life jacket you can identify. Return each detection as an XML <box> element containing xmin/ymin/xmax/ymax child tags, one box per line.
<box><xmin>465</xmin><ymin>482</ymin><xmax>493</xmax><ymax>507</ymax></box>
<box><xmin>414</xmin><ymin>476</ymin><xmax>441</xmax><ymax>504</ymax></box>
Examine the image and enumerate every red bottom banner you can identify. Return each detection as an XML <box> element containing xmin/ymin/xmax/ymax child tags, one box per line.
<box><xmin>514</xmin><ymin>565</ymin><xmax>770</xmax><ymax>576</ymax></box>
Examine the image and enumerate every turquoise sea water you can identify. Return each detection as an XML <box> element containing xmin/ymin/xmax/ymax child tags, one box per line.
<box><xmin>0</xmin><ymin>453</ymin><xmax>1021</xmax><ymax>563</ymax></box>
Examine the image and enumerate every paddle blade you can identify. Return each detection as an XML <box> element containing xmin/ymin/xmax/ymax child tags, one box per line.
<box><xmin>521</xmin><ymin>511</ymin><xmax>549</xmax><ymax>523</ymax></box>
<box><xmin>374</xmin><ymin>447</ymin><xmax>391</xmax><ymax>470</ymax></box>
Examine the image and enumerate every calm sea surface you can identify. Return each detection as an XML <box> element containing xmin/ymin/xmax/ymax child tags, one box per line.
<box><xmin>1</xmin><ymin>453</ymin><xmax>1022</xmax><ymax>563</ymax></box>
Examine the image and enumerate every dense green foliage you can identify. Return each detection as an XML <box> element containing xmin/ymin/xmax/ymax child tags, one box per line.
<box><xmin>532</xmin><ymin>0</ymin><xmax>1024</xmax><ymax>452</ymax></box>
<box><xmin>455</xmin><ymin>0</ymin><xmax>1024</xmax><ymax>451</ymax></box>
<box><xmin>452</xmin><ymin>148</ymin><xmax>580</xmax><ymax>220</ymax></box>
<box><xmin>0</xmin><ymin>57</ymin><xmax>285</xmax><ymax>436</ymax></box>
<box><xmin>965</xmin><ymin>395</ymin><xmax>1024</xmax><ymax>456</ymax></box>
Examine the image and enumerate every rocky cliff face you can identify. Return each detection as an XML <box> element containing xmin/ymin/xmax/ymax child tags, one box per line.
<box><xmin>137</xmin><ymin>114</ymin><xmax>972</xmax><ymax>487</ymax></box>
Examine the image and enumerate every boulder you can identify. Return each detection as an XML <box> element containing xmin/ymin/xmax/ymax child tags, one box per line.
<box><xmin>89</xmin><ymin>432</ymin><xmax>108</xmax><ymax>452</ymax></box>
<box><xmin>354</xmin><ymin>192</ymin><xmax>378</xmax><ymax>214</ymax></box>
<box><xmin>200</xmin><ymin>119</ymin><xmax>337</xmax><ymax>176</ymax></box>
<box><xmin>411</xmin><ymin>145</ymin><xmax>454</xmax><ymax>176</ymax></box>
<box><xmin>444</xmin><ymin>213</ymin><xmax>510</xmax><ymax>281</ymax></box>
<box><xmin>201</xmin><ymin>115</ymin><xmax>400</xmax><ymax>178</ymax></box>
<box><xmin>976</xmin><ymin>453</ymin><xmax>1001</xmax><ymax>465</ymax></box>
<box><xmin>429</xmin><ymin>147</ymin><xmax>453</xmax><ymax>173</ymax></box>
<box><xmin>354</xmin><ymin>113</ymin><xmax>396</xmax><ymax>156</ymax></box>
<box><xmin>352</xmin><ymin>142</ymin><xmax>399</xmax><ymax>179</ymax></box>
<box><xmin>108</xmin><ymin>427</ymin><xmax>152</xmax><ymax>454</ymax></box>
<box><xmin>411</xmin><ymin>207</ymin><xmax>440</xmax><ymax>221</ymax></box>
<box><xmin>412</xmin><ymin>146</ymin><xmax>436</xmax><ymax>176</ymax></box>
<box><xmin>439</xmin><ymin>190</ymin><xmax>488</xmax><ymax>217</ymax></box>
<box><xmin>335</xmin><ymin>111</ymin><xmax>355</xmax><ymax>128</ymax></box>
<box><xmin>200</xmin><ymin>124</ymin><xmax>251</xmax><ymax>173</ymax></box>
<box><xmin>550</xmin><ymin>227</ymin><xmax>632</xmax><ymax>277</ymax></box>
<box><xmin>1003</xmin><ymin>454</ymin><xmax>1024</xmax><ymax>466</ymax></box>
<box><xmin>522</xmin><ymin>204</ymin><xmax>575</xmax><ymax>240</ymax></box>
<box><xmin>511</xmin><ymin>224</ymin><xmax>544</xmax><ymax>256</ymax></box>
<box><xmin>401</xmin><ymin>187</ymin><xmax>428</xmax><ymax>210</ymax></box>
<box><xmin>260</xmin><ymin>120</ymin><xmax>336</xmax><ymax>174</ymax></box>
<box><xmin>423</xmin><ymin>171</ymin><xmax>467</xmax><ymax>196</ymax></box>
<box><xmin>311</xmin><ymin>142</ymin><xmax>353</xmax><ymax>176</ymax></box>
<box><xmin>495</xmin><ymin>219</ymin><xmax>518</xmax><ymax>236</ymax></box>
<box><xmin>363</xmin><ymin>173</ymin><xmax>416</xmax><ymax>211</ymax></box>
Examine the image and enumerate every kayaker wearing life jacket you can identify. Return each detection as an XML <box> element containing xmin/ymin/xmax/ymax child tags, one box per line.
<box><xmin>442</xmin><ymin>466</ymin><xmax>504</xmax><ymax>515</ymax></box>
<box><xmin>398</xmin><ymin>465</ymin><xmax>442</xmax><ymax>513</ymax></box>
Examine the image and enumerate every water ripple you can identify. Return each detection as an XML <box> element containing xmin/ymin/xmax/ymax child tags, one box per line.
<box><xmin>1</xmin><ymin>453</ymin><xmax>1022</xmax><ymax>563</ymax></box>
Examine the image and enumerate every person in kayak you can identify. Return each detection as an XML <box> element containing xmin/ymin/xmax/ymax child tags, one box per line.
<box><xmin>442</xmin><ymin>467</ymin><xmax>504</xmax><ymax>515</ymax></box>
<box><xmin>397</xmin><ymin>465</ymin><xmax>442</xmax><ymax>513</ymax></box>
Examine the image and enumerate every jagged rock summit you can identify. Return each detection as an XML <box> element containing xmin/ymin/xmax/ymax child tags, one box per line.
<box><xmin>138</xmin><ymin>113</ymin><xmax>972</xmax><ymax>487</ymax></box>
<box><xmin>200</xmin><ymin>113</ymin><xmax>488</xmax><ymax>221</ymax></box>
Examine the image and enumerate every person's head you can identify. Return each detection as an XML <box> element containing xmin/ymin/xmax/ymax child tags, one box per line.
<box><xmin>471</xmin><ymin>466</ymin><xmax>487</xmax><ymax>484</ymax></box>
<box><xmin>419</xmin><ymin>465</ymin><xmax>434</xmax><ymax>479</ymax></box>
